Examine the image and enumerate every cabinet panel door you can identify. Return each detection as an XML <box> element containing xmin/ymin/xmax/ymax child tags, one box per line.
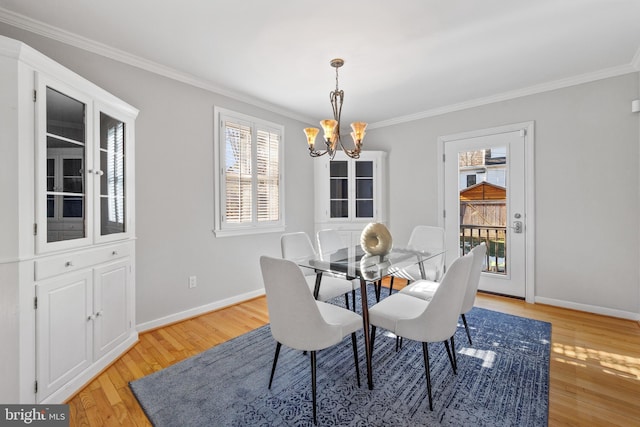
<box><xmin>93</xmin><ymin>259</ymin><xmax>130</xmax><ymax>359</ymax></box>
<box><xmin>36</xmin><ymin>271</ymin><xmax>93</xmax><ymax>402</ymax></box>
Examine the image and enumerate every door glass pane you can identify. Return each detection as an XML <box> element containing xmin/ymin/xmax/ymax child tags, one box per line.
<box><xmin>330</xmin><ymin>200</ymin><xmax>348</xmax><ymax>218</ymax></box>
<box><xmin>329</xmin><ymin>160</ymin><xmax>348</xmax><ymax>218</ymax></box>
<box><xmin>458</xmin><ymin>147</ymin><xmax>507</xmax><ymax>275</ymax></box>
<box><xmin>99</xmin><ymin>112</ymin><xmax>126</xmax><ymax>236</ymax></box>
<box><xmin>355</xmin><ymin>161</ymin><xmax>373</xmax><ymax>177</ymax></box>
<box><xmin>330</xmin><ymin>161</ymin><xmax>348</xmax><ymax>177</ymax></box>
<box><xmin>356</xmin><ymin>200</ymin><xmax>373</xmax><ymax>218</ymax></box>
<box><xmin>45</xmin><ymin>87</ymin><xmax>86</xmax><ymax>243</ymax></box>
<box><xmin>355</xmin><ymin>178</ymin><xmax>373</xmax><ymax>199</ymax></box>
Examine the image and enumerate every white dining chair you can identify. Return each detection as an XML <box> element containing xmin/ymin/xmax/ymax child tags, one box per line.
<box><xmin>260</xmin><ymin>256</ymin><xmax>362</xmax><ymax>425</ymax></box>
<box><xmin>281</xmin><ymin>232</ymin><xmax>355</xmax><ymax>308</ymax></box>
<box><xmin>316</xmin><ymin>229</ymin><xmax>361</xmax><ymax>306</ymax></box>
<box><xmin>368</xmin><ymin>252</ymin><xmax>473</xmax><ymax>411</ymax></box>
<box><xmin>400</xmin><ymin>242</ymin><xmax>486</xmax><ymax>345</ymax></box>
<box><xmin>390</xmin><ymin>226</ymin><xmax>445</xmax><ymax>294</ymax></box>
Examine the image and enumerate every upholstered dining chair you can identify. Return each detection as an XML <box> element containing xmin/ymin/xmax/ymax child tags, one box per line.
<box><xmin>400</xmin><ymin>242</ymin><xmax>486</xmax><ymax>345</ymax></box>
<box><xmin>260</xmin><ymin>256</ymin><xmax>362</xmax><ymax>425</ymax></box>
<box><xmin>316</xmin><ymin>229</ymin><xmax>361</xmax><ymax>306</ymax></box>
<box><xmin>368</xmin><ymin>252</ymin><xmax>474</xmax><ymax>411</ymax></box>
<box><xmin>281</xmin><ymin>232</ymin><xmax>354</xmax><ymax>308</ymax></box>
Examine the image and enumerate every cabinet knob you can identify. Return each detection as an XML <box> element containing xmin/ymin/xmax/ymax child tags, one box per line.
<box><xmin>87</xmin><ymin>314</ymin><xmax>95</xmax><ymax>321</ymax></box>
<box><xmin>65</xmin><ymin>261</ymin><xmax>73</xmax><ymax>267</ymax></box>
<box><xmin>96</xmin><ymin>170</ymin><xmax>104</xmax><ymax>176</ymax></box>
<box><xmin>112</xmin><ymin>251</ymin><xmax>118</xmax><ymax>256</ymax></box>
<box><xmin>95</xmin><ymin>311</ymin><xmax>103</xmax><ymax>317</ymax></box>
<box><xmin>87</xmin><ymin>169</ymin><xmax>94</xmax><ymax>174</ymax></box>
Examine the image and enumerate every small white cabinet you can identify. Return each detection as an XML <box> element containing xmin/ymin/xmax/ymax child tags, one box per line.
<box><xmin>314</xmin><ymin>151</ymin><xmax>387</xmax><ymax>248</ymax></box>
<box><xmin>36</xmin><ymin>251</ymin><xmax>133</xmax><ymax>402</ymax></box>
<box><xmin>0</xmin><ymin>35</ymin><xmax>138</xmax><ymax>404</ymax></box>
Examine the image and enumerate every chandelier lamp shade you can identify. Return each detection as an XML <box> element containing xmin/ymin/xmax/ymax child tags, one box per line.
<box><xmin>304</xmin><ymin>58</ymin><xmax>367</xmax><ymax>159</ymax></box>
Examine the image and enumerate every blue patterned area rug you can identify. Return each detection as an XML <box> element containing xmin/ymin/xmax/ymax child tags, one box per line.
<box><xmin>130</xmin><ymin>290</ymin><xmax>550</xmax><ymax>426</ymax></box>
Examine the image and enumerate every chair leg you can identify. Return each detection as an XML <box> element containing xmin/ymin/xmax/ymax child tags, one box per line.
<box><xmin>461</xmin><ymin>313</ymin><xmax>472</xmax><ymax>345</ymax></box>
<box><xmin>344</xmin><ymin>293</ymin><xmax>350</xmax><ymax>310</ymax></box>
<box><xmin>388</xmin><ymin>276</ymin><xmax>395</xmax><ymax>295</ymax></box>
<box><xmin>352</xmin><ymin>289</ymin><xmax>357</xmax><ymax>312</ymax></box>
<box><xmin>451</xmin><ymin>335</ymin><xmax>458</xmax><ymax>372</ymax></box>
<box><xmin>310</xmin><ymin>351</ymin><xmax>317</xmax><ymax>425</ymax></box>
<box><xmin>268</xmin><ymin>341</ymin><xmax>282</xmax><ymax>389</ymax></box>
<box><xmin>375</xmin><ymin>280</ymin><xmax>381</xmax><ymax>302</ymax></box>
<box><xmin>422</xmin><ymin>342</ymin><xmax>433</xmax><ymax>411</ymax></box>
<box><xmin>369</xmin><ymin>326</ymin><xmax>377</xmax><ymax>358</ymax></box>
<box><xmin>443</xmin><ymin>339</ymin><xmax>457</xmax><ymax>375</ymax></box>
<box><xmin>351</xmin><ymin>332</ymin><xmax>361</xmax><ymax>387</ymax></box>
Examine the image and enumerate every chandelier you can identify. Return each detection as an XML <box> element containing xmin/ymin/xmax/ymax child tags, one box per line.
<box><xmin>304</xmin><ymin>58</ymin><xmax>367</xmax><ymax>159</ymax></box>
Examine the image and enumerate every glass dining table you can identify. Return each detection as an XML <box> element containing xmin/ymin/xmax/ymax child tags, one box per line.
<box><xmin>294</xmin><ymin>245</ymin><xmax>446</xmax><ymax>390</ymax></box>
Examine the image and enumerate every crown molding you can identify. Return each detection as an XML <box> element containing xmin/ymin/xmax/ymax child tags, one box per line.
<box><xmin>369</xmin><ymin>63</ymin><xmax>637</xmax><ymax>129</ymax></box>
<box><xmin>1</xmin><ymin>7</ymin><xmax>636</xmax><ymax>129</ymax></box>
<box><xmin>0</xmin><ymin>7</ymin><xmax>315</xmax><ymax>124</ymax></box>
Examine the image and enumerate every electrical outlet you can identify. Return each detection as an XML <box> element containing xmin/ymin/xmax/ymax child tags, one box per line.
<box><xmin>188</xmin><ymin>276</ymin><xmax>197</xmax><ymax>288</ymax></box>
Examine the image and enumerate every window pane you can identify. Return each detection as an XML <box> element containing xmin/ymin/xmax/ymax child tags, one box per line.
<box><xmin>256</xmin><ymin>129</ymin><xmax>280</xmax><ymax>222</ymax></box>
<box><xmin>224</xmin><ymin>121</ymin><xmax>253</xmax><ymax>223</ymax></box>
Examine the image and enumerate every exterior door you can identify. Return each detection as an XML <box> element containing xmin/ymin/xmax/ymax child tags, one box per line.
<box><xmin>440</xmin><ymin>123</ymin><xmax>534</xmax><ymax>299</ymax></box>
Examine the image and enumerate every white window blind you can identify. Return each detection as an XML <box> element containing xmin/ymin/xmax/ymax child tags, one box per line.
<box><xmin>214</xmin><ymin>108</ymin><xmax>284</xmax><ymax>236</ymax></box>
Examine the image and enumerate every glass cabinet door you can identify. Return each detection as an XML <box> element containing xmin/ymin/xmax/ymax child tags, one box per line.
<box><xmin>45</xmin><ymin>87</ymin><xmax>87</xmax><ymax>243</ymax></box>
<box><xmin>355</xmin><ymin>160</ymin><xmax>374</xmax><ymax>218</ymax></box>
<box><xmin>329</xmin><ymin>161</ymin><xmax>349</xmax><ymax>218</ymax></box>
<box><xmin>99</xmin><ymin>112</ymin><xmax>126</xmax><ymax>236</ymax></box>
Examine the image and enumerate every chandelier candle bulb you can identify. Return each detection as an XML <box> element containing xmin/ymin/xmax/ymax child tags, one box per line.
<box><xmin>304</xmin><ymin>127</ymin><xmax>319</xmax><ymax>149</ymax></box>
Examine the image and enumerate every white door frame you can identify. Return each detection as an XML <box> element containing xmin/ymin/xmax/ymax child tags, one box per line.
<box><xmin>437</xmin><ymin>121</ymin><xmax>536</xmax><ymax>303</ymax></box>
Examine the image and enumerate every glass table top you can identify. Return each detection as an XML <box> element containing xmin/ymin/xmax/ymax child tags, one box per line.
<box><xmin>295</xmin><ymin>246</ymin><xmax>446</xmax><ymax>282</ymax></box>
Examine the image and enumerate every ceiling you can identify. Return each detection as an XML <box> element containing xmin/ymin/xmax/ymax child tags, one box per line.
<box><xmin>1</xmin><ymin>0</ymin><xmax>639</xmax><ymax>128</ymax></box>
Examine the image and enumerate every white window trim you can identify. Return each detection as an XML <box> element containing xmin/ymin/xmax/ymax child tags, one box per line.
<box><xmin>213</xmin><ymin>106</ymin><xmax>285</xmax><ymax>237</ymax></box>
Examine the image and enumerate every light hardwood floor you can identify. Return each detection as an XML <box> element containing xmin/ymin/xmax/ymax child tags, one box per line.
<box><xmin>66</xmin><ymin>280</ymin><xmax>640</xmax><ymax>426</ymax></box>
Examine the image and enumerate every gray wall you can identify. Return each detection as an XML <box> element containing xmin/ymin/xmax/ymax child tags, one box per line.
<box><xmin>2</xmin><ymin>21</ymin><xmax>639</xmax><ymax>325</ymax></box>
<box><xmin>365</xmin><ymin>74</ymin><xmax>640</xmax><ymax>316</ymax></box>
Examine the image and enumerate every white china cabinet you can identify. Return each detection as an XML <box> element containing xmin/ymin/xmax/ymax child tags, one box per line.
<box><xmin>314</xmin><ymin>151</ymin><xmax>388</xmax><ymax>248</ymax></box>
<box><xmin>0</xmin><ymin>35</ymin><xmax>138</xmax><ymax>404</ymax></box>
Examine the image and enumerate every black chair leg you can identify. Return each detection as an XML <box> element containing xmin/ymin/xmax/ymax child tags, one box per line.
<box><xmin>344</xmin><ymin>293</ymin><xmax>350</xmax><ymax>310</ymax></box>
<box><xmin>369</xmin><ymin>326</ymin><xmax>377</xmax><ymax>358</ymax></box>
<box><xmin>461</xmin><ymin>313</ymin><xmax>472</xmax><ymax>345</ymax></box>
<box><xmin>443</xmin><ymin>339</ymin><xmax>457</xmax><ymax>374</ymax></box>
<box><xmin>375</xmin><ymin>280</ymin><xmax>381</xmax><ymax>302</ymax></box>
<box><xmin>268</xmin><ymin>341</ymin><xmax>282</xmax><ymax>389</ymax></box>
<box><xmin>388</xmin><ymin>276</ymin><xmax>395</xmax><ymax>295</ymax></box>
<box><xmin>351</xmin><ymin>332</ymin><xmax>361</xmax><ymax>387</ymax></box>
<box><xmin>422</xmin><ymin>342</ymin><xmax>433</xmax><ymax>411</ymax></box>
<box><xmin>311</xmin><ymin>351</ymin><xmax>317</xmax><ymax>425</ymax></box>
<box><xmin>352</xmin><ymin>289</ymin><xmax>357</xmax><ymax>312</ymax></box>
<box><xmin>451</xmin><ymin>335</ymin><xmax>457</xmax><ymax>372</ymax></box>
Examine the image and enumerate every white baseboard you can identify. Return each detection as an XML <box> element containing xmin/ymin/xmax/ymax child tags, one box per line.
<box><xmin>136</xmin><ymin>289</ymin><xmax>266</xmax><ymax>333</ymax></box>
<box><xmin>535</xmin><ymin>296</ymin><xmax>640</xmax><ymax>321</ymax></box>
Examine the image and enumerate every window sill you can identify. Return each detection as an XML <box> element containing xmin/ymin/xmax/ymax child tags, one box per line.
<box><xmin>213</xmin><ymin>225</ymin><xmax>285</xmax><ymax>238</ymax></box>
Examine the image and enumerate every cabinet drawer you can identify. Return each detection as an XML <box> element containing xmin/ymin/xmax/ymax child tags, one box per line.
<box><xmin>35</xmin><ymin>243</ymin><xmax>131</xmax><ymax>280</ymax></box>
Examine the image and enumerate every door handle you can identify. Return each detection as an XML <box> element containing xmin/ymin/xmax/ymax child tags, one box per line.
<box><xmin>511</xmin><ymin>221</ymin><xmax>523</xmax><ymax>234</ymax></box>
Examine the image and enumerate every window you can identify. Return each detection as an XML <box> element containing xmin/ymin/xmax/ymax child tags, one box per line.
<box><xmin>466</xmin><ymin>174</ymin><xmax>477</xmax><ymax>188</ymax></box>
<box><xmin>214</xmin><ymin>107</ymin><xmax>284</xmax><ymax>236</ymax></box>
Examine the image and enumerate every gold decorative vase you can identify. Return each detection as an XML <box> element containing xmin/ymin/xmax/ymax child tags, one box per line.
<box><xmin>360</xmin><ymin>222</ymin><xmax>393</xmax><ymax>256</ymax></box>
